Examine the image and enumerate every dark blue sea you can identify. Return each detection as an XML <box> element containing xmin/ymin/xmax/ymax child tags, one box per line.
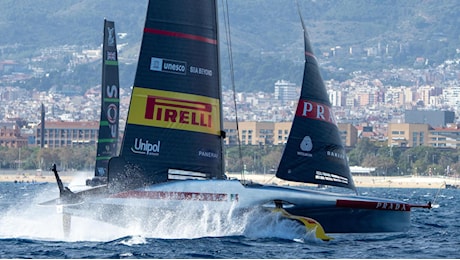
<box><xmin>0</xmin><ymin>179</ymin><xmax>458</xmax><ymax>259</ymax></box>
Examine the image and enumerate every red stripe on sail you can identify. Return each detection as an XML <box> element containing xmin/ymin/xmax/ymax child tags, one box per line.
<box><xmin>305</xmin><ymin>51</ymin><xmax>316</xmax><ymax>59</ymax></box>
<box><xmin>144</xmin><ymin>28</ymin><xmax>217</xmax><ymax>45</ymax></box>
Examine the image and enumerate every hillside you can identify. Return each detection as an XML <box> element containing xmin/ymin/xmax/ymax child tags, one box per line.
<box><xmin>0</xmin><ymin>0</ymin><xmax>459</xmax><ymax>92</ymax></box>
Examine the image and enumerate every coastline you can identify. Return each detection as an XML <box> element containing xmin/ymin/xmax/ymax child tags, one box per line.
<box><xmin>0</xmin><ymin>170</ymin><xmax>83</xmax><ymax>184</ymax></box>
<box><xmin>1</xmin><ymin>170</ymin><xmax>459</xmax><ymax>189</ymax></box>
<box><xmin>226</xmin><ymin>173</ymin><xmax>459</xmax><ymax>189</ymax></box>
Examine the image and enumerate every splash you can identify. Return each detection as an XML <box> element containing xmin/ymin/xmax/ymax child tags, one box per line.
<box><xmin>0</xmin><ymin>181</ymin><xmax>130</xmax><ymax>242</ymax></box>
<box><xmin>94</xmin><ymin>203</ymin><xmax>317</xmax><ymax>242</ymax></box>
<box><xmin>119</xmin><ymin>235</ymin><xmax>147</xmax><ymax>246</ymax></box>
<box><xmin>0</xmin><ymin>174</ymin><xmax>319</xmax><ymax>243</ymax></box>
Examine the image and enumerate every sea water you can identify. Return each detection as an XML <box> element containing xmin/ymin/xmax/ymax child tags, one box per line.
<box><xmin>0</xmin><ymin>181</ymin><xmax>458</xmax><ymax>258</ymax></box>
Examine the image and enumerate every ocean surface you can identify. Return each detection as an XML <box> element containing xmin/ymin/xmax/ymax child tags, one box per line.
<box><xmin>0</xmin><ymin>177</ymin><xmax>458</xmax><ymax>259</ymax></box>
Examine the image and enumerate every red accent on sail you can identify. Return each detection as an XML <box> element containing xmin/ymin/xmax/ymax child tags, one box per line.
<box><xmin>144</xmin><ymin>28</ymin><xmax>217</xmax><ymax>45</ymax></box>
<box><xmin>295</xmin><ymin>99</ymin><xmax>337</xmax><ymax>124</ymax></box>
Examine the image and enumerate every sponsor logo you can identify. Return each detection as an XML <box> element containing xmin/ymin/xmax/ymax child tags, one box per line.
<box><xmin>131</xmin><ymin>138</ymin><xmax>160</xmax><ymax>156</ymax></box>
<box><xmin>107</xmin><ymin>51</ymin><xmax>117</xmax><ymax>61</ymax></box>
<box><xmin>298</xmin><ymin>136</ymin><xmax>313</xmax><ymax>157</ymax></box>
<box><xmin>145</xmin><ymin>96</ymin><xmax>212</xmax><ymax>128</ymax></box>
<box><xmin>376</xmin><ymin>202</ymin><xmax>407</xmax><ymax>211</ymax></box>
<box><xmin>336</xmin><ymin>200</ymin><xmax>410</xmax><ymax>211</ymax></box>
<box><xmin>326</xmin><ymin>150</ymin><xmax>346</xmax><ymax>160</ymax></box>
<box><xmin>150</xmin><ymin>57</ymin><xmax>186</xmax><ymax>75</ymax></box>
<box><xmin>106</xmin><ymin>85</ymin><xmax>119</xmax><ymax>138</ymax></box>
<box><xmin>127</xmin><ymin>88</ymin><xmax>220</xmax><ymax>135</ymax></box>
<box><xmin>107</xmin><ymin>104</ymin><xmax>118</xmax><ymax>123</ymax></box>
<box><xmin>315</xmin><ymin>170</ymin><xmax>349</xmax><ymax>184</ymax></box>
<box><xmin>97</xmin><ymin>167</ymin><xmax>107</xmax><ymax>176</ymax></box>
<box><xmin>107</xmin><ymin>26</ymin><xmax>115</xmax><ymax>46</ymax></box>
<box><xmin>296</xmin><ymin>99</ymin><xmax>337</xmax><ymax>125</ymax></box>
<box><xmin>190</xmin><ymin>66</ymin><xmax>212</xmax><ymax>77</ymax></box>
<box><xmin>198</xmin><ymin>150</ymin><xmax>218</xmax><ymax>158</ymax></box>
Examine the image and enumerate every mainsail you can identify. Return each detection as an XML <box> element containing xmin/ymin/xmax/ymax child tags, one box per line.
<box><xmin>275</xmin><ymin>13</ymin><xmax>356</xmax><ymax>191</ymax></box>
<box><xmin>94</xmin><ymin>19</ymin><xmax>120</xmax><ymax>177</ymax></box>
<box><xmin>111</xmin><ymin>0</ymin><xmax>225</xmax><ymax>186</ymax></box>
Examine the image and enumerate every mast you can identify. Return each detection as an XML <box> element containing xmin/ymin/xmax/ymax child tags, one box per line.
<box><xmin>216</xmin><ymin>1</ymin><xmax>226</xmax><ymax>177</ymax></box>
<box><xmin>40</xmin><ymin>103</ymin><xmax>45</xmax><ymax>148</ymax></box>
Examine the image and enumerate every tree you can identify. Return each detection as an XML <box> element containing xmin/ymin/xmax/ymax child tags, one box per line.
<box><xmin>261</xmin><ymin>148</ymin><xmax>282</xmax><ymax>172</ymax></box>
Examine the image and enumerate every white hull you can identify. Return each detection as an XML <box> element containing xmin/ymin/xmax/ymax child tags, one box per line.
<box><xmin>62</xmin><ymin>179</ymin><xmax>413</xmax><ymax>234</ymax></box>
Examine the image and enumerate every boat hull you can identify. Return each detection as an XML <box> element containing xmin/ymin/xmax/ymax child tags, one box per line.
<box><xmin>61</xmin><ymin>179</ymin><xmax>411</xmax><ymax>234</ymax></box>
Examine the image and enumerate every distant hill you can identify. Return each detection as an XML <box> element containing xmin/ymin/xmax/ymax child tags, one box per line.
<box><xmin>1</xmin><ymin>0</ymin><xmax>459</xmax><ymax>92</ymax></box>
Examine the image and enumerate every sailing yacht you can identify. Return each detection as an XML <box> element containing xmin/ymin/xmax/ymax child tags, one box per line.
<box><xmin>43</xmin><ymin>0</ymin><xmax>431</xmax><ymax>240</ymax></box>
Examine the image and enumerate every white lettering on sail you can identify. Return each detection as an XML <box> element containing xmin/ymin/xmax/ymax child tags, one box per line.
<box><xmin>107</xmin><ymin>26</ymin><xmax>115</xmax><ymax>47</ymax></box>
<box><xmin>296</xmin><ymin>99</ymin><xmax>337</xmax><ymax>125</ymax></box>
<box><xmin>150</xmin><ymin>57</ymin><xmax>187</xmax><ymax>75</ymax></box>
<box><xmin>317</xmin><ymin>105</ymin><xmax>325</xmax><ymax>120</ymax></box>
<box><xmin>106</xmin><ymin>84</ymin><xmax>119</xmax><ymax>138</ymax></box>
<box><xmin>302</xmin><ymin>102</ymin><xmax>313</xmax><ymax>116</ymax></box>
<box><xmin>198</xmin><ymin>151</ymin><xmax>218</xmax><ymax>158</ymax></box>
<box><xmin>190</xmin><ymin>66</ymin><xmax>213</xmax><ymax>77</ymax></box>
<box><xmin>131</xmin><ymin>138</ymin><xmax>161</xmax><ymax>156</ymax></box>
<box><xmin>107</xmin><ymin>84</ymin><xmax>118</xmax><ymax>98</ymax></box>
<box><xmin>326</xmin><ymin>150</ymin><xmax>346</xmax><ymax>160</ymax></box>
<box><xmin>163</xmin><ymin>62</ymin><xmax>185</xmax><ymax>72</ymax></box>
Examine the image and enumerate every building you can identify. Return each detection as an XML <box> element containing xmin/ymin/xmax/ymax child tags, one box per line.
<box><xmin>428</xmin><ymin>125</ymin><xmax>460</xmax><ymax>148</ymax></box>
<box><xmin>274</xmin><ymin>80</ymin><xmax>297</xmax><ymax>105</ymax></box>
<box><xmin>405</xmin><ymin>110</ymin><xmax>454</xmax><ymax>127</ymax></box>
<box><xmin>389</xmin><ymin>122</ymin><xmax>460</xmax><ymax>148</ymax></box>
<box><xmin>338</xmin><ymin>123</ymin><xmax>358</xmax><ymax>147</ymax></box>
<box><xmin>223</xmin><ymin>121</ymin><xmax>357</xmax><ymax>147</ymax></box>
<box><xmin>35</xmin><ymin>121</ymin><xmax>99</xmax><ymax>148</ymax></box>
<box><xmin>223</xmin><ymin>121</ymin><xmax>239</xmax><ymax>146</ymax></box>
<box><xmin>388</xmin><ymin>123</ymin><xmax>431</xmax><ymax>147</ymax></box>
<box><xmin>273</xmin><ymin>122</ymin><xmax>291</xmax><ymax>145</ymax></box>
<box><xmin>0</xmin><ymin>121</ymin><xmax>28</xmax><ymax>148</ymax></box>
<box><xmin>223</xmin><ymin>121</ymin><xmax>274</xmax><ymax>146</ymax></box>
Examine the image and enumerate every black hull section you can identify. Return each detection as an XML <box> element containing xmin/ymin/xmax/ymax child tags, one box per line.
<box><xmin>63</xmin><ymin>200</ymin><xmax>410</xmax><ymax>235</ymax></box>
<box><xmin>285</xmin><ymin>207</ymin><xmax>410</xmax><ymax>233</ymax></box>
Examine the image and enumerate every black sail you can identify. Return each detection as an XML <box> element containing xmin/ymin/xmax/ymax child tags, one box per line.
<box><xmin>94</xmin><ymin>19</ymin><xmax>120</xmax><ymax>177</ymax></box>
<box><xmin>275</xmin><ymin>15</ymin><xmax>356</xmax><ymax>191</ymax></box>
<box><xmin>116</xmin><ymin>0</ymin><xmax>225</xmax><ymax>185</ymax></box>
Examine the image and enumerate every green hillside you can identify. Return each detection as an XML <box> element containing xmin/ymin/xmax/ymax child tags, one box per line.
<box><xmin>0</xmin><ymin>0</ymin><xmax>459</xmax><ymax>92</ymax></box>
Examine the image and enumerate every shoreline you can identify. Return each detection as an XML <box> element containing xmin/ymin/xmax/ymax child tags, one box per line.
<box><xmin>1</xmin><ymin>170</ymin><xmax>459</xmax><ymax>189</ymax></box>
<box><xmin>0</xmin><ymin>170</ymin><xmax>85</xmax><ymax>185</ymax></box>
<box><xmin>227</xmin><ymin>173</ymin><xmax>459</xmax><ymax>189</ymax></box>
